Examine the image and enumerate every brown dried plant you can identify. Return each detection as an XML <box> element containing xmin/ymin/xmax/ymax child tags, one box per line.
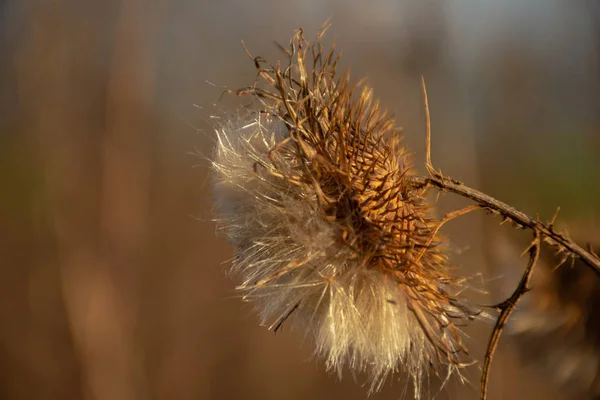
<box><xmin>507</xmin><ymin>233</ymin><xmax>600</xmax><ymax>399</ymax></box>
<box><xmin>210</xmin><ymin>26</ymin><xmax>600</xmax><ymax>399</ymax></box>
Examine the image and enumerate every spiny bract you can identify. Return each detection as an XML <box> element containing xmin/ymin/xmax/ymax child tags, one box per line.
<box><xmin>211</xmin><ymin>28</ymin><xmax>479</xmax><ymax>397</ymax></box>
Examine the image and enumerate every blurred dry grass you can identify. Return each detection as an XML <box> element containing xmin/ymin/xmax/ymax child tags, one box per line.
<box><xmin>1</xmin><ymin>1</ymin><xmax>599</xmax><ymax>399</ymax></box>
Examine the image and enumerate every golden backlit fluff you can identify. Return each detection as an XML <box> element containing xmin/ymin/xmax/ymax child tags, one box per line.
<box><xmin>211</xmin><ymin>28</ymin><xmax>480</xmax><ymax>397</ymax></box>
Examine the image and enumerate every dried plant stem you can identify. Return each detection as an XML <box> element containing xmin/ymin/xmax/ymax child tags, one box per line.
<box><xmin>479</xmin><ymin>233</ymin><xmax>541</xmax><ymax>399</ymax></box>
<box><xmin>409</xmin><ymin>174</ymin><xmax>600</xmax><ymax>275</ymax></box>
<box><xmin>409</xmin><ymin>173</ymin><xmax>600</xmax><ymax>399</ymax></box>
<box><xmin>416</xmin><ymin>79</ymin><xmax>600</xmax><ymax>399</ymax></box>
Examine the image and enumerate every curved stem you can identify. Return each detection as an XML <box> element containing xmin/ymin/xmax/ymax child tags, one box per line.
<box><xmin>479</xmin><ymin>233</ymin><xmax>541</xmax><ymax>399</ymax></box>
<box><xmin>409</xmin><ymin>175</ymin><xmax>600</xmax><ymax>275</ymax></box>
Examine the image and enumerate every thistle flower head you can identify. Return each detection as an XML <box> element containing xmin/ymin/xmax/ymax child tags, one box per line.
<box><xmin>211</xmin><ymin>28</ymin><xmax>479</xmax><ymax>397</ymax></box>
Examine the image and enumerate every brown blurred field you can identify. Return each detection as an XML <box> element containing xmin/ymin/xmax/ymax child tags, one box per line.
<box><xmin>1</xmin><ymin>1</ymin><xmax>599</xmax><ymax>399</ymax></box>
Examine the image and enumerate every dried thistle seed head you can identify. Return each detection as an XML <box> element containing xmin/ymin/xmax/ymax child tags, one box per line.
<box><xmin>211</xmin><ymin>28</ymin><xmax>479</xmax><ymax>397</ymax></box>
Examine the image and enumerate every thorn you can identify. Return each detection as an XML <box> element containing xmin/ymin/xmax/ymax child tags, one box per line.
<box><xmin>273</xmin><ymin>41</ymin><xmax>291</xmax><ymax>56</ymax></box>
<box><xmin>241</xmin><ymin>39</ymin><xmax>254</xmax><ymax>60</ymax></box>
<box><xmin>421</xmin><ymin>76</ymin><xmax>436</xmax><ymax>176</ymax></box>
<box><xmin>554</xmin><ymin>245</ymin><xmax>566</xmax><ymax>255</ymax></box>
<box><xmin>521</xmin><ymin>235</ymin><xmax>541</xmax><ymax>257</ymax></box>
<box><xmin>552</xmin><ymin>254</ymin><xmax>570</xmax><ymax>271</ymax></box>
<box><xmin>549</xmin><ymin>206</ymin><xmax>561</xmax><ymax>227</ymax></box>
<box><xmin>586</xmin><ymin>242</ymin><xmax>599</xmax><ymax>259</ymax></box>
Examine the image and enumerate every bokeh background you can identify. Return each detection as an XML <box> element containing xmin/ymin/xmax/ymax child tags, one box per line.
<box><xmin>1</xmin><ymin>1</ymin><xmax>599</xmax><ymax>399</ymax></box>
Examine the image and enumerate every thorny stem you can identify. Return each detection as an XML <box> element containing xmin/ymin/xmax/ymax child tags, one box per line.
<box><xmin>409</xmin><ymin>173</ymin><xmax>600</xmax><ymax>399</ymax></box>
<box><xmin>409</xmin><ymin>174</ymin><xmax>600</xmax><ymax>276</ymax></box>
<box><xmin>417</xmin><ymin>77</ymin><xmax>599</xmax><ymax>273</ymax></box>
<box><xmin>479</xmin><ymin>233</ymin><xmax>541</xmax><ymax>400</ymax></box>
<box><xmin>416</xmin><ymin>78</ymin><xmax>600</xmax><ymax>399</ymax></box>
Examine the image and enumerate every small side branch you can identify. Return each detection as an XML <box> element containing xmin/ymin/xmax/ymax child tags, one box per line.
<box><xmin>415</xmin><ymin>205</ymin><xmax>481</xmax><ymax>263</ymax></box>
<box><xmin>479</xmin><ymin>233</ymin><xmax>541</xmax><ymax>399</ymax></box>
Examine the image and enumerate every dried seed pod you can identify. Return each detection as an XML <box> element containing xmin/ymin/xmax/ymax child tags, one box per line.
<box><xmin>211</xmin><ymin>28</ymin><xmax>479</xmax><ymax>397</ymax></box>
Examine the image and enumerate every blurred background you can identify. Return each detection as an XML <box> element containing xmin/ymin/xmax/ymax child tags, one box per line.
<box><xmin>1</xmin><ymin>0</ymin><xmax>599</xmax><ymax>399</ymax></box>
